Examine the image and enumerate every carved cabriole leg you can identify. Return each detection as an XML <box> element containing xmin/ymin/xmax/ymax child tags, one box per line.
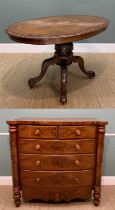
<box><xmin>28</xmin><ymin>56</ymin><xmax>56</xmax><ymax>88</ymax></box>
<box><xmin>93</xmin><ymin>125</ymin><xmax>106</xmax><ymax>206</ymax></box>
<box><xmin>9</xmin><ymin>125</ymin><xmax>21</xmax><ymax>207</ymax></box>
<box><xmin>54</xmin><ymin>43</ymin><xmax>73</xmax><ymax>104</ymax></box>
<box><xmin>72</xmin><ymin>55</ymin><xmax>95</xmax><ymax>79</ymax></box>
<box><xmin>60</xmin><ymin>62</ymin><xmax>67</xmax><ymax>104</ymax></box>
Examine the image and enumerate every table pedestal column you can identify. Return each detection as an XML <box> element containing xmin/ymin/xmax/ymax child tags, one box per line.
<box><xmin>28</xmin><ymin>42</ymin><xmax>95</xmax><ymax>104</ymax></box>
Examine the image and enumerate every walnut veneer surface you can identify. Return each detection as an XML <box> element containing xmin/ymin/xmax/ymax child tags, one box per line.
<box><xmin>6</xmin><ymin>15</ymin><xmax>108</xmax><ymax>45</ymax></box>
<box><xmin>7</xmin><ymin>118</ymin><xmax>108</xmax><ymax>207</ymax></box>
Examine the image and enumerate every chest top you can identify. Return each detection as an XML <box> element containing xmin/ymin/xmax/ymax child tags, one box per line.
<box><xmin>7</xmin><ymin>117</ymin><xmax>108</xmax><ymax>125</ymax></box>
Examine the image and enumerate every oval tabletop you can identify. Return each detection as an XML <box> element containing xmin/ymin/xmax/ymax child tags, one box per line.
<box><xmin>5</xmin><ymin>15</ymin><xmax>109</xmax><ymax>45</ymax></box>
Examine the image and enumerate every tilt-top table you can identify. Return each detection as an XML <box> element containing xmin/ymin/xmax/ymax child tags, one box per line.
<box><xmin>6</xmin><ymin>15</ymin><xmax>109</xmax><ymax>104</ymax></box>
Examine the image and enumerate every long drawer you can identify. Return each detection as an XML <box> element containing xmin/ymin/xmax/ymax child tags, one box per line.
<box><xmin>59</xmin><ymin>126</ymin><xmax>96</xmax><ymax>139</ymax></box>
<box><xmin>21</xmin><ymin>170</ymin><xmax>94</xmax><ymax>188</ymax></box>
<box><xmin>22</xmin><ymin>186</ymin><xmax>92</xmax><ymax>201</ymax></box>
<box><xmin>19</xmin><ymin>154</ymin><xmax>95</xmax><ymax>171</ymax></box>
<box><xmin>18</xmin><ymin>139</ymin><xmax>95</xmax><ymax>154</ymax></box>
<box><xmin>18</xmin><ymin>125</ymin><xmax>57</xmax><ymax>139</ymax></box>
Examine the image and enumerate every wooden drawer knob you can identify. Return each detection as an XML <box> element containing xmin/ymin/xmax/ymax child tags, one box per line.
<box><xmin>75</xmin><ymin>160</ymin><xmax>79</xmax><ymax>166</ymax></box>
<box><xmin>36</xmin><ymin>177</ymin><xmax>40</xmax><ymax>182</ymax></box>
<box><xmin>75</xmin><ymin>129</ymin><xmax>81</xmax><ymax>136</ymax></box>
<box><xmin>75</xmin><ymin>144</ymin><xmax>80</xmax><ymax>151</ymax></box>
<box><xmin>35</xmin><ymin>129</ymin><xmax>40</xmax><ymax>136</ymax></box>
<box><xmin>35</xmin><ymin>144</ymin><xmax>40</xmax><ymax>150</ymax></box>
<box><xmin>75</xmin><ymin>178</ymin><xmax>78</xmax><ymax>182</ymax></box>
<box><xmin>36</xmin><ymin>160</ymin><xmax>40</xmax><ymax>166</ymax></box>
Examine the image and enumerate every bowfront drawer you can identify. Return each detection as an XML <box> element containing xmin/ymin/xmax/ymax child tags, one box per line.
<box><xmin>18</xmin><ymin>139</ymin><xmax>95</xmax><ymax>154</ymax></box>
<box><xmin>21</xmin><ymin>171</ymin><xmax>93</xmax><ymax>201</ymax></box>
<box><xmin>59</xmin><ymin>126</ymin><xmax>96</xmax><ymax>139</ymax></box>
<box><xmin>18</xmin><ymin>125</ymin><xmax>57</xmax><ymax>139</ymax></box>
<box><xmin>19</xmin><ymin>154</ymin><xmax>95</xmax><ymax>171</ymax></box>
<box><xmin>22</xmin><ymin>186</ymin><xmax>92</xmax><ymax>201</ymax></box>
<box><xmin>21</xmin><ymin>170</ymin><xmax>94</xmax><ymax>188</ymax></box>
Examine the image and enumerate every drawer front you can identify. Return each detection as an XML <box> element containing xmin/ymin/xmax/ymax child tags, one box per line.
<box><xmin>22</xmin><ymin>186</ymin><xmax>92</xmax><ymax>201</ymax></box>
<box><xmin>19</xmin><ymin>154</ymin><xmax>95</xmax><ymax>171</ymax></box>
<box><xmin>21</xmin><ymin>170</ymin><xmax>94</xmax><ymax>188</ymax></box>
<box><xmin>59</xmin><ymin>126</ymin><xmax>96</xmax><ymax>139</ymax></box>
<box><xmin>18</xmin><ymin>139</ymin><xmax>95</xmax><ymax>154</ymax></box>
<box><xmin>18</xmin><ymin>125</ymin><xmax>57</xmax><ymax>139</ymax></box>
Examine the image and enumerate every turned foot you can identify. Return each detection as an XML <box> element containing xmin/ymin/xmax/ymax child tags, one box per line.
<box><xmin>72</xmin><ymin>55</ymin><xmax>95</xmax><ymax>79</ymax></box>
<box><xmin>28</xmin><ymin>57</ymin><xmax>56</xmax><ymax>88</ymax></box>
<box><xmin>15</xmin><ymin>201</ymin><xmax>21</xmax><ymax>207</ymax></box>
<box><xmin>13</xmin><ymin>186</ymin><xmax>21</xmax><ymax>207</ymax></box>
<box><xmin>28</xmin><ymin>78</ymin><xmax>36</xmax><ymax>88</ymax></box>
<box><xmin>93</xmin><ymin>186</ymin><xmax>101</xmax><ymax>206</ymax></box>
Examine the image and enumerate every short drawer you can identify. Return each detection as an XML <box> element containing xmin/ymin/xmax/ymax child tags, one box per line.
<box><xmin>19</xmin><ymin>154</ymin><xmax>95</xmax><ymax>171</ymax></box>
<box><xmin>18</xmin><ymin>139</ymin><xmax>95</xmax><ymax>154</ymax></box>
<box><xmin>59</xmin><ymin>126</ymin><xmax>96</xmax><ymax>139</ymax></box>
<box><xmin>21</xmin><ymin>170</ymin><xmax>94</xmax><ymax>188</ymax></box>
<box><xmin>18</xmin><ymin>125</ymin><xmax>57</xmax><ymax>139</ymax></box>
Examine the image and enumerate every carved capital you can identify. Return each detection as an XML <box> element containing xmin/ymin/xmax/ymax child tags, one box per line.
<box><xmin>97</xmin><ymin>125</ymin><xmax>106</xmax><ymax>134</ymax></box>
<box><xmin>9</xmin><ymin>125</ymin><xmax>17</xmax><ymax>133</ymax></box>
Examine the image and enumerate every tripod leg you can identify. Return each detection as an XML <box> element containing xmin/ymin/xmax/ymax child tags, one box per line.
<box><xmin>60</xmin><ymin>62</ymin><xmax>67</xmax><ymax>104</ymax></box>
<box><xmin>72</xmin><ymin>56</ymin><xmax>95</xmax><ymax>79</ymax></box>
<box><xmin>28</xmin><ymin>56</ymin><xmax>56</xmax><ymax>88</ymax></box>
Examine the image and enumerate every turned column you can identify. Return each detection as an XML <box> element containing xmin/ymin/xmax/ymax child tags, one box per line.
<box><xmin>9</xmin><ymin>125</ymin><xmax>21</xmax><ymax>207</ymax></box>
<box><xmin>93</xmin><ymin>124</ymin><xmax>106</xmax><ymax>206</ymax></box>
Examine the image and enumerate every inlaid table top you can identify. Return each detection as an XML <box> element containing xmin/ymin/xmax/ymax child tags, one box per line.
<box><xmin>6</xmin><ymin>15</ymin><xmax>109</xmax><ymax>45</ymax></box>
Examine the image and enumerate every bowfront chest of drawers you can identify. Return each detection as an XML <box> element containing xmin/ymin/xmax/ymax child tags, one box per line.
<box><xmin>7</xmin><ymin>118</ymin><xmax>108</xmax><ymax>207</ymax></box>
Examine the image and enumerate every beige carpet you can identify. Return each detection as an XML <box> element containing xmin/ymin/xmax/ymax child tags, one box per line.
<box><xmin>0</xmin><ymin>186</ymin><xmax>115</xmax><ymax>210</ymax></box>
<box><xmin>0</xmin><ymin>53</ymin><xmax>115</xmax><ymax>108</ymax></box>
